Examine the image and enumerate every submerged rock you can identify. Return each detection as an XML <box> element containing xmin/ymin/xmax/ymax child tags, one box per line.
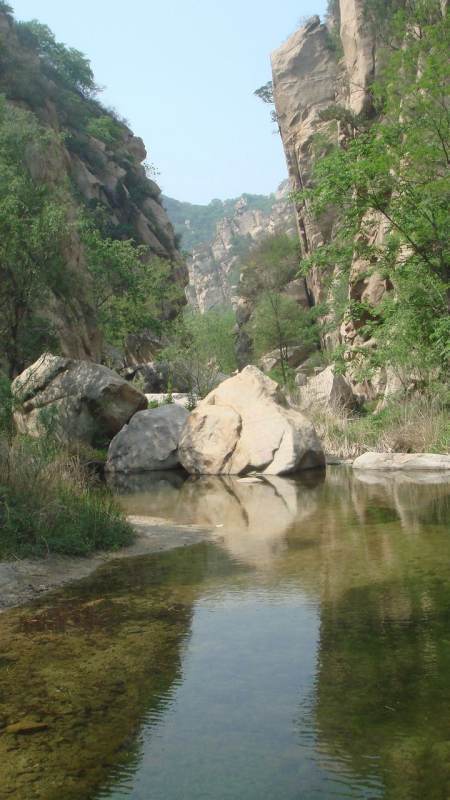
<box><xmin>106</xmin><ymin>405</ymin><xmax>189</xmax><ymax>473</ymax></box>
<box><xmin>12</xmin><ymin>353</ymin><xmax>147</xmax><ymax>445</ymax></box>
<box><xmin>353</xmin><ymin>452</ymin><xmax>450</xmax><ymax>471</ymax></box>
<box><xmin>178</xmin><ymin>366</ymin><xmax>324</xmax><ymax>475</ymax></box>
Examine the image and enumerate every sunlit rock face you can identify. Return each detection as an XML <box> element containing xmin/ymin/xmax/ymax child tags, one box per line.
<box><xmin>271</xmin><ymin>7</ymin><xmax>387</xmax><ymax>393</ymax></box>
<box><xmin>179</xmin><ymin>367</ymin><xmax>325</xmax><ymax>476</ymax></box>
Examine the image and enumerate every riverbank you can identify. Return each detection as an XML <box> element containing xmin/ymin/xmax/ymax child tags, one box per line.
<box><xmin>0</xmin><ymin>516</ymin><xmax>212</xmax><ymax>611</ymax></box>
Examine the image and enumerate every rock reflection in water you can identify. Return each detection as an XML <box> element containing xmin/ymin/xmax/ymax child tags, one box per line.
<box><xmin>0</xmin><ymin>467</ymin><xmax>449</xmax><ymax>800</ymax></box>
<box><xmin>114</xmin><ymin>469</ymin><xmax>325</xmax><ymax>566</ymax></box>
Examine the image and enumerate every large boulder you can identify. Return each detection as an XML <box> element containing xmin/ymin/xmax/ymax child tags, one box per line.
<box><xmin>106</xmin><ymin>405</ymin><xmax>189</xmax><ymax>473</ymax></box>
<box><xmin>178</xmin><ymin>365</ymin><xmax>325</xmax><ymax>475</ymax></box>
<box><xmin>353</xmin><ymin>452</ymin><xmax>450</xmax><ymax>471</ymax></box>
<box><xmin>12</xmin><ymin>353</ymin><xmax>147</xmax><ymax>445</ymax></box>
<box><xmin>299</xmin><ymin>365</ymin><xmax>356</xmax><ymax>411</ymax></box>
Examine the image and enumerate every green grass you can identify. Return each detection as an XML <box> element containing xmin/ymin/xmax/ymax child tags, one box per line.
<box><xmin>0</xmin><ymin>436</ymin><xmax>134</xmax><ymax>559</ymax></box>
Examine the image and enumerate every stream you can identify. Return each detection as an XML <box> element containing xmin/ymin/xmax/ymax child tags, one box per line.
<box><xmin>1</xmin><ymin>467</ymin><xmax>449</xmax><ymax>799</ymax></box>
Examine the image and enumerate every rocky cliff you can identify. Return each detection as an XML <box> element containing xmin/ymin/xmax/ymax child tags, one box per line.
<box><xmin>179</xmin><ymin>182</ymin><xmax>297</xmax><ymax>312</ymax></box>
<box><xmin>0</xmin><ymin>7</ymin><xmax>185</xmax><ymax>366</ymax></box>
<box><xmin>271</xmin><ymin>5</ymin><xmax>387</xmax><ymax>391</ymax></box>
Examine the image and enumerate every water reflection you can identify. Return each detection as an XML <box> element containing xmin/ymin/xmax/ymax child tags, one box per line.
<box><xmin>0</xmin><ymin>468</ymin><xmax>449</xmax><ymax>799</ymax></box>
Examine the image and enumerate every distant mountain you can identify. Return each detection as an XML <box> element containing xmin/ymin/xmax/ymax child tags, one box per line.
<box><xmin>162</xmin><ymin>193</ymin><xmax>277</xmax><ymax>252</ymax></box>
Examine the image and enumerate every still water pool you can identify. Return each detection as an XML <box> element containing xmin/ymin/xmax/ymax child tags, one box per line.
<box><xmin>1</xmin><ymin>467</ymin><xmax>450</xmax><ymax>800</ymax></box>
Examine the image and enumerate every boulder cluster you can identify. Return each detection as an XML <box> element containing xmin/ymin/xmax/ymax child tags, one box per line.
<box><xmin>14</xmin><ymin>355</ymin><xmax>450</xmax><ymax>475</ymax></box>
<box><xmin>12</xmin><ymin>356</ymin><xmax>325</xmax><ymax>476</ymax></box>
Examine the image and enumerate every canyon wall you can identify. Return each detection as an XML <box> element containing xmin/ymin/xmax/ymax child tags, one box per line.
<box><xmin>271</xmin><ymin>5</ymin><xmax>387</xmax><ymax>395</ymax></box>
<box><xmin>0</xmin><ymin>8</ymin><xmax>185</xmax><ymax>366</ymax></box>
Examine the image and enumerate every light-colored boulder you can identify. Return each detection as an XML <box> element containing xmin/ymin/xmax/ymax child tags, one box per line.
<box><xmin>299</xmin><ymin>366</ymin><xmax>356</xmax><ymax>411</ymax></box>
<box><xmin>178</xmin><ymin>365</ymin><xmax>324</xmax><ymax>475</ymax></box>
<box><xmin>353</xmin><ymin>453</ymin><xmax>450</xmax><ymax>471</ymax></box>
<box><xmin>12</xmin><ymin>353</ymin><xmax>147</xmax><ymax>444</ymax></box>
<box><xmin>106</xmin><ymin>405</ymin><xmax>188</xmax><ymax>473</ymax></box>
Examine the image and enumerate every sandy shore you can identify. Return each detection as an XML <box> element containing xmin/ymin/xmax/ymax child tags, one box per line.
<box><xmin>0</xmin><ymin>516</ymin><xmax>212</xmax><ymax>612</ymax></box>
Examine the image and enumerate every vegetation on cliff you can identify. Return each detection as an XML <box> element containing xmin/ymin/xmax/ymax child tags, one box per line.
<box><xmin>299</xmin><ymin>0</ymin><xmax>449</xmax><ymax>386</ymax></box>
<box><xmin>0</xmin><ymin>5</ymin><xmax>183</xmax><ymax>378</ymax></box>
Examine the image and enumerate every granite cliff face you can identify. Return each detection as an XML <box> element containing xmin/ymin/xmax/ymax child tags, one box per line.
<box><xmin>0</xmin><ymin>8</ymin><xmax>185</xmax><ymax>366</ymax></box>
<box><xmin>271</xmin><ymin>5</ymin><xmax>386</xmax><ymax>389</ymax></box>
<box><xmin>182</xmin><ymin>182</ymin><xmax>297</xmax><ymax>312</ymax></box>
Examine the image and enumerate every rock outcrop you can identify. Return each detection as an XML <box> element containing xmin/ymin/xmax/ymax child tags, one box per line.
<box><xmin>298</xmin><ymin>365</ymin><xmax>356</xmax><ymax>411</ymax></box>
<box><xmin>178</xmin><ymin>366</ymin><xmax>325</xmax><ymax>475</ymax></box>
<box><xmin>271</xmin><ymin>7</ymin><xmax>387</xmax><ymax>391</ymax></box>
<box><xmin>106</xmin><ymin>405</ymin><xmax>188</xmax><ymax>473</ymax></box>
<box><xmin>12</xmin><ymin>353</ymin><xmax>146</xmax><ymax>445</ymax></box>
<box><xmin>353</xmin><ymin>453</ymin><xmax>450</xmax><ymax>471</ymax></box>
<box><xmin>0</xmin><ymin>8</ymin><xmax>185</xmax><ymax>370</ymax></box>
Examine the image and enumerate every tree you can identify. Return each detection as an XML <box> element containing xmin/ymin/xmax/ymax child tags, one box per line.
<box><xmin>0</xmin><ymin>99</ymin><xmax>72</xmax><ymax>377</ymax></box>
<box><xmin>251</xmin><ymin>293</ymin><xmax>318</xmax><ymax>383</ymax></box>
<box><xmin>162</xmin><ymin>309</ymin><xmax>237</xmax><ymax>397</ymax></box>
<box><xmin>299</xmin><ymin>0</ymin><xmax>450</xmax><ymax>382</ymax></box>
<box><xmin>15</xmin><ymin>21</ymin><xmax>98</xmax><ymax>97</ymax></box>
<box><xmin>82</xmin><ymin>220</ymin><xmax>183</xmax><ymax>348</ymax></box>
<box><xmin>240</xmin><ymin>233</ymin><xmax>300</xmax><ymax>299</ymax></box>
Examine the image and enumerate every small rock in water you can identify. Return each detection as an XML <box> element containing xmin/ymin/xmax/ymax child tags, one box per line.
<box><xmin>5</xmin><ymin>720</ymin><xmax>49</xmax><ymax>735</ymax></box>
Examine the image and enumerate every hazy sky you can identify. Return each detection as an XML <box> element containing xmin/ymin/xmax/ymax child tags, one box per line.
<box><xmin>12</xmin><ymin>0</ymin><xmax>326</xmax><ymax>204</ymax></box>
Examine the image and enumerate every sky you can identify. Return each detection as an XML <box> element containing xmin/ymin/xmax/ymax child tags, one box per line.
<box><xmin>11</xmin><ymin>0</ymin><xmax>326</xmax><ymax>204</ymax></box>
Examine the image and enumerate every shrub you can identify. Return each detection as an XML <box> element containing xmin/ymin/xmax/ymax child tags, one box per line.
<box><xmin>86</xmin><ymin>115</ymin><xmax>122</xmax><ymax>146</ymax></box>
<box><xmin>0</xmin><ymin>435</ymin><xmax>134</xmax><ymax>559</ymax></box>
<box><xmin>304</xmin><ymin>392</ymin><xmax>450</xmax><ymax>459</ymax></box>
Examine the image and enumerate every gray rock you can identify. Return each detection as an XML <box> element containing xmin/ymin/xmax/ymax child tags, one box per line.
<box><xmin>12</xmin><ymin>353</ymin><xmax>146</xmax><ymax>445</ymax></box>
<box><xmin>260</xmin><ymin>344</ymin><xmax>314</xmax><ymax>374</ymax></box>
<box><xmin>106</xmin><ymin>405</ymin><xmax>189</xmax><ymax>473</ymax></box>
<box><xmin>299</xmin><ymin>365</ymin><xmax>356</xmax><ymax>411</ymax></box>
<box><xmin>179</xmin><ymin>366</ymin><xmax>324</xmax><ymax>475</ymax></box>
<box><xmin>353</xmin><ymin>452</ymin><xmax>450</xmax><ymax>471</ymax></box>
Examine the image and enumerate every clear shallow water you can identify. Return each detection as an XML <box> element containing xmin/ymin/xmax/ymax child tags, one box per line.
<box><xmin>1</xmin><ymin>467</ymin><xmax>450</xmax><ymax>800</ymax></box>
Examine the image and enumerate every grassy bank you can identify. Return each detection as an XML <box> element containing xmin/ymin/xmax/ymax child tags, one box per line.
<box><xmin>0</xmin><ymin>435</ymin><xmax>134</xmax><ymax>560</ymax></box>
<box><xmin>307</xmin><ymin>394</ymin><xmax>450</xmax><ymax>460</ymax></box>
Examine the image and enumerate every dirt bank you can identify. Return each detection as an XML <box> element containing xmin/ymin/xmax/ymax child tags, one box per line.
<box><xmin>0</xmin><ymin>516</ymin><xmax>212</xmax><ymax>611</ymax></box>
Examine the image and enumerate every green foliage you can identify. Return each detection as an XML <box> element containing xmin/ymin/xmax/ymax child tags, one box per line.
<box><xmin>251</xmin><ymin>294</ymin><xmax>319</xmax><ymax>383</ymax></box>
<box><xmin>0</xmin><ymin>2</ymin><xmax>13</xmax><ymax>14</ymax></box>
<box><xmin>298</xmin><ymin>0</ymin><xmax>450</xmax><ymax>382</ymax></box>
<box><xmin>0</xmin><ymin>435</ymin><xmax>133</xmax><ymax>559</ymax></box>
<box><xmin>83</xmin><ymin>220</ymin><xmax>182</xmax><ymax>347</ymax></box>
<box><xmin>162</xmin><ymin>308</ymin><xmax>237</xmax><ymax>397</ymax></box>
<box><xmin>254</xmin><ymin>81</ymin><xmax>274</xmax><ymax>104</ymax></box>
<box><xmin>0</xmin><ymin>98</ymin><xmax>73</xmax><ymax>376</ymax></box>
<box><xmin>86</xmin><ymin>115</ymin><xmax>122</xmax><ymax>146</ymax></box>
<box><xmin>0</xmin><ymin>375</ymin><xmax>14</xmax><ymax>439</ymax></box>
<box><xmin>15</xmin><ymin>20</ymin><xmax>98</xmax><ymax>97</ymax></box>
<box><xmin>240</xmin><ymin>233</ymin><xmax>301</xmax><ymax>299</ymax></box>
